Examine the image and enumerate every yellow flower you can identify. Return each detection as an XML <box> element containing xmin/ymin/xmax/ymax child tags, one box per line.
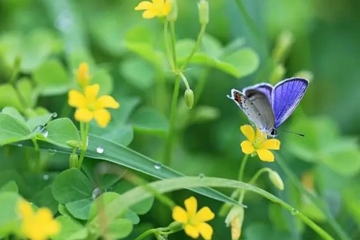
<box><xmin>135</xmin><ymin>0</ymin><xmax>171</xmax><ymax>19</ymax></box>
<box><xmin>240</xmin><ymin>125</ymin><xmax>280</xmax><ymax>162</ymax></box>
<box><xmin>68</xmin><ymin>84</ymin><xmax>120</xmax><ymax>128</ymax></box>
<box><xmin>18</xmin><ymin>199</ymin><xmax>60</xmax><ymax>240</ymax></box>
<box><xmin>76</xmin><ymin>62</ymin><xmax>90</xmax><ymax>88</ymax></box>
<box><xmin>172</xmin><ymin>196</ymin><xmax>214</xmax><ymax>239</ymax></box>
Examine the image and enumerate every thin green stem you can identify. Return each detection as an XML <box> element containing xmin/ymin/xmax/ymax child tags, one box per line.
<box><xmin>193</xmin><ymin>67</ymin><xmax>210</xmax><ymax>105</ymax></box>
<box><xmin>179</xmin><ymin>23</ymin><xmax>207</xmax><ymax>72</ymax></box>
<box><xmin>179</xmin><ymin>72</ymin><xmax>190</xmax><ymax>89</ymax></box>
<box><xmin>134</xmin><ymin>228</ymin><xmax>157</xmax><ymax>240</ymax></box>
<box><xmin>239</xmin><ymin>167</ymin><xmax>270</xmax><ymax>202</ymax></box>
<box><xmin>78</xmin><ymin>122</ymin><xmax>90</xmax><ymax>168</ymax></box>
<box><xmin>237</xmin><ymin>154</ymin><xmax>249</xmax><ymax>182</ymax></box>
<box><xmin>164</xmin><ymin>20</ymin><xmax>174</xmax><ymax>71</ymax></box>
<box><xmin>169</xmin><ymin>21</ymin><xmax>177</xmax><ymax>69</ymax></box>
<box><xmin>163</xmin><ymin>76</ymin><xmax>181</xmax><ymax>166</ymax></box>
<box><xmin>276</xmin><ymin>153</ymin><xmax>350</xmax><ymax>240</ymax></box>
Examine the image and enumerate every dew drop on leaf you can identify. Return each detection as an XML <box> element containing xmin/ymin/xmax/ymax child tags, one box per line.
<box><xmin>96</xmin><ymin>147</ymin><xmax>104</xmax><ymax>154</ymax></box>
<box><xmin>154</xmin><ymin>162</ymin><xmax>162</xmax><ymax>170</ymax></box>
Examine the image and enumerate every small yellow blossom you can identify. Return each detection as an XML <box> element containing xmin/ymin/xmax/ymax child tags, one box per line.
<box><xmin>135</xmin><ymin>0</ymin><xmax>171</xmax><ymax>19</ymax></box>
<box><xmin>172</xmin><ymin>196</ymin><xmax>214</xmax><ymax>240</ymax></box>
<box><xmin>68</xmin><ymin>84</ymin><xmax>120</xmax><ymax>128</ymax></box>
<box><xmin>18</xmin><ymin>199</ymin><xmax>60</xmax><ymax>240</ymax></box>
<box><xmin>240</xmin><ymin>125</ymin><xmax>280</xmax><ymax>162</ymax></box>
<box><xmin>76</xmin><ymin>62</ymin><xmax>90</xmax><ymax>88</ymax></box>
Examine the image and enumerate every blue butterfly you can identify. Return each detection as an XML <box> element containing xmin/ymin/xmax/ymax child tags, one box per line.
<box><xmin>227</xmin><ymin>78</ymin><xmax>309</xmax><ymax>137</ymax></box>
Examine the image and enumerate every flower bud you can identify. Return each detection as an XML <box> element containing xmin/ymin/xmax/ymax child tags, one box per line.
<box><xmin>167</xmin><ymin>0</ymin><xmax>178</xmax><ymax>22</ymax></box>
<box><xmin>198</xmin><ymin>0</ymin><xmax>209</xmax><ymax>25</ymax></box>
<box><xmin>272</xmin><ymin>31</ymin><xmax>293</xmax><ymax>64</ymax></box>
<box><xmin>225</xmin><ymin>206</ymin><xmax>244</xmax><ymax>240</ymax></box>
<box><xmin>69</xmin><ymin>153</ymin><xmax>79</xmax><ymax>168</ymax></box>
<box><xmin>269</xmin><ymin>64</ymin><xmax>285</xmax><ymax>85</ymax></box>
<box><xmin>184</xmin><ymin>88</ymin><xmax>194</xmax><ymax>109</ymax></box>
<box><xmin>76</xmin><ymin>62</ymin><xmax>90</xmax><ymax>88</ymax></box>
<box><xmin>268</xmin><ymin>170</ymin><xmax>284</xmax><ymax>190</ymax></box>
<box><xmin>168</xmin><ymin>221</ymin><xmax>183</xmax><ymax>231</ymax></box>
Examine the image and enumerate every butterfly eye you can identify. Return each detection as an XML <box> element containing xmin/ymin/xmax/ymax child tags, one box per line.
<box><xmin>270</xmin><ymin>129</ymin><xmax>277</xmax><ymax>137</ymax></box>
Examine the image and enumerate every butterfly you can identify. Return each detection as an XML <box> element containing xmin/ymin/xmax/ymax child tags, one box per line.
<box><xmin>227</xmin><ymin>77</ymin><xmax>309</xmax><ymax>137</ymax></box>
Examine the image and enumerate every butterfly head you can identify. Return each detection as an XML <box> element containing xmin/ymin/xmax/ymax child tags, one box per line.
<box><xmin>269</xmin><ymin>128</ymin><xmax>278</xmax><ymax>138</ymax></box>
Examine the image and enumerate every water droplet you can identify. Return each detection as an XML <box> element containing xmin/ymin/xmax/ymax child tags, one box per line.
<box><xmin>154</xmin><ymin>162</ymin><xmax>162</xmax><ymax>170</ymax></box>
<box><xmin>96</xmin><ymin>147</ymin><xmax>104</xmax><ymax>154</ymax></box>
<box><xmin>48</xmin><ymin>149</ymin><xmax>57</xmax><ymax>155</ymax></box>
<box><xmin>40</xmin><ymin>128</ymin><xmax>49</xmax><ymax>138</ymax></box>
<box><xmin>199</xmin><ymin>173</ymin><xmax>205</xmax><ymax>179</ymax></box>
<box><xmin>15</xmin><ymin>143</ymin><xmax>23</xmax><ymax>147</ymax></box>
<box><xmin>92</xmin><ymin>187</ymin><xmax>103</xmax><ymax>199</ymax></box>
<box><xmin>51</xmin><ymin>112</ymin><xmax>58</xmax><ymax>118</ymax></box>
<box><xmin>32</xmin><ymin>125</ymin><xmax>44</xmax><ymax>133</ymax></box>
<box><xmin>43</xmin><ymin>174</ymin><xmax>49</xmax><ymax>180</ymax></box>
<box><xmin>291</xmin><ymin>208</ymin><xmax>298</xmax><ymax>215</ymax></box>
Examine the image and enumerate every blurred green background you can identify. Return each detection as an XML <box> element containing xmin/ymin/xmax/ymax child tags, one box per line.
<box><xmin>0</xmin><ymin>0</ymin><xmax>360</xmax><ymax>239</ymax></box>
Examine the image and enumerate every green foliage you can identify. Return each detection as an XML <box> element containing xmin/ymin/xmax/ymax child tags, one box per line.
<box><xmin>0</xmin><ymin>0</ymin><xmax>359</xmax><ymax>239</ymax></box>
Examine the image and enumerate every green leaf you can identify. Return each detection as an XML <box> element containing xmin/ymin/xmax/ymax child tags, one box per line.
<box><xmin>1</xmin><ymin>107</ymin><xmax>26</xmax><ymax>123</ymax></box>
<box><xmin>33</xmin><ymin>59</ymin><xmax>70</xmax><ymax>96</ymax></box>
<box><xmin>32</xmin><ymin>185</ymin><xmax>58</xmax><ymax>214</ymax></box>
<box><xmin>43</xmin><ymin>118</ymin><xmax>80</xmax><ymax>148</ymax></box>
<box><xmin>54</xmin><ymin>216</ymin><xmax>88</xmax><ymax>240</ymax></box>
<box><xmin>201</xmin><ymin>34</ymin><xmax>223</xmax><ymax>58</ymax></box>
<box><xmin>0</xmin><ymin>113</ymin><xmax>32</xmax><ymax>145</ymax></box>
<box><xmin>0</xmin><ymin>181</ymin><xmax>18</xmax><ymax>193</ymax></box>
<box><xmin>0</xmin><ymin>192</ymin><xmax>21</xmax><ymax>237</ymax></box>
<box><xmin>125</xmin><ymin>42</ymin><xmax>164</xmax><ymax>69</ymax></box>
<box><xmin>26</xmin><ymin>113</ymin><xmax>54</xmax><ymax>132</ymax></box>
<box><xmin>22</xmin><ymin>135</ymin><xmax>240</xmax><ymax>208</ymax></box>
<box><xmin>131</xmin><ymin>107</ymin><xmax>169</xmax><ymax>134</ymax></box>
<box><xmin>90</xmin><ymin>124</ymin><xmax>134</xmax><ymax>147</ymax></box>
<box><xmin>175</xmin><ymin>39</ymin><xmax>196</xmax><ymax>60</ymax></box>
<box><xmin>65</xmin><ymin>198</ymin><xmax>93</xmax><ymax>220</ymax></box>
<box><xmin>16</xmin><ymin>77</ymin><xmax>36</xmax><ymax>108</ymax></box>
<box><xmin>120</xmin><ymin>57</ymin><xmax>155</xmax><ymax>90</ymax></box>
<box><xmin>219</xmin><ymin>47</ymin><xmax>260</xmax><ymax>78</ymax></box>
<box><xmin>0</xmin><ymin>84</ymin><xmax>25</xmax><ymax>111</ymax></box>
<box><xmin>106</xmin><ymin>218</ymin><xmax>133</xmax><ymax>239</ymax></box>
<box><xmin>52</xmin><ymin>169</ymin><xmax>92</xmax><ymax>203</ymax></box>
<box><xmin>130</xmin><ymin>196</ymin><xmax>154</xmax><ymax>215</ymax></box>
<box><xmin>92</xmin><ymin>69</ymin><xmax>114</xmax><ymax>95</ymax></box>
<box><xmin>53</xmin><ymin>169</ymin><xmax>94</xmax><ymax>220</ymax></box>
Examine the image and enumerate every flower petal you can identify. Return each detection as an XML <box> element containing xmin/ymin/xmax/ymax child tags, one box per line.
<box><xmin>255</xmin><ymin>127</ymin><xmax>267</xmax><ymax>142</ymax></box>
<box><xmin>152</xmin><ymin>0</ymin><xmax>163</xmax><ymax>6</ymax></box>
<box><xmin>240</xmin><ymin>125</ymin><xmax>255</xmax><ymax>142</ymax></box>
<box><xmin>76</xmin><ymin>62</ymin><xmax>90</xmax><ymax>88</ymax></box>
<box><xmin>162</xmin><ymin>1</ymin><xmax>171</xmax><ymax>15</ymax></box>
<box><xmin>135</xmin><ymin>1</ymin><xmax>153</xmax><ymax>10</ymax></box>
<box><xmin>93</xmin><ymin>109</ymin><xmax>111</xmax><ymax>128</ymax></box>
<box><xmin>84</xmin><ymin>84</ymin><xmax>99</xmax><ymax>100</ymax></box>
<box><xmin>18</xmin><ymin>200</ymin><xmax>33</xmax><ymax>218</ymax></box>
<box><xmin>143</xmin><ymin>10</ymin><xmax>157</xmax><ymax>18</ymax></box>
<box><xmin>172</xmin><ymin>206</ymin><xmax>188</xmax><ymax>224</ymax></box>
<box><xmin>75</xmin><ymin>108</ymin><xmax>93</xmax><ymax>122</ymax></box>
<box><xmin>198</xmin><ymin>222</ymin><xmax>214</xmax><ymax>240</ymax></box>
<box><xmin>195</xmin><ymin>207</ymin><xmax>214</xmax><ymax>222</ymax></box>
<box><xmin>68</xmin><ymin>90</ymin><xmax>86</xmax><ymax>108</ymax></box>
<box><xmin>184</xmin><ymin>224</ymin><xmax>200</xmax><ymax>239</ymax></box>
<box><xmin>184</xmin><ymin>196</ymin><xmax>197</xmax><ymax>217</ymax></box>
<box><xmin>256</xmin><ymin>149</ymin><xmax>275</xmax><ymax>162</ymax></box>
<box><xmin>97</xmin><ymin>95</ymin><xmax>120</xmax><ymax>109</ymax></box>
<box><xmin>240</xmin><ymin>141</ymin><xmax>255</xmax><ymax>154</ymax></box>
<box><xmin>259</xmin><ymin>139</ymin><xmax>281</xmax><ymax>150</ymax></box>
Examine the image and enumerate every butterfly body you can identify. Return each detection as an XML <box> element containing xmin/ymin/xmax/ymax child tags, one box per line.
<box><xmin>227</xmin><ymin>78</ymin><xmax>309</xmax><ymax>137</ymax></box>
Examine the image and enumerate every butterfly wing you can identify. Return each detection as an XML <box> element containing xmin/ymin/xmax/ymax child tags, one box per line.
<box><xmin>272</xmin><ymin>78</ymin><xmax>309</xmax><ymax>128</ymax></box>
<box><xmin>227</xmin><ymin>89</ymin><xmax>274</xmax><ymax>133</ymax></box>
<box><xmin>243</xmin><ymin>88</ymin><xmax>275</xmax><ymax>133</ymax></box>
<box><xmin>243</xmin><ymin>83</ymin><xmax>273</xmax><ymax>104</ymax></box>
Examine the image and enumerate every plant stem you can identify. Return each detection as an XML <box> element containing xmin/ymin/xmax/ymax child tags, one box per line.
<box><xmin>163</xmin><ymin>75</ymin><xmax>181</xmax><ymax>166</ymax></box>
<box><xmin>164</xmin><ymin>20</ymin><xmax>174</xmax><ymax>70</ymax></box>
<box><xmin>78</xmin><ymin>122</ymin><xmax>90</xmax><ymax>168</ymax></box>
<box><xmin>237</xmin><ymin>154</ymin><xmax>249</xmax><ymax>182</ymax></box>
<box><xmin>276</xmin><ymin>153</ymin><xmax>350</xmax><ymax>240</ymax></box>
<box><xmin>194</xmin><ymin>67</ymin><xmax>210</xmax><ymax>106</ymax></box>
<box><xmin>179</xmin><ymin>23</ymin><xmax>207</xmax><ymax>72</ymax></box>
<box><xmin>169</xmin><ymin>21</ymin><xmax>177</xmax><ymax>69</ymax></box>
<box><xmin>134</xmin><ymin>228</ymin><xmax>157</xmax><ymax>240</ymax></box>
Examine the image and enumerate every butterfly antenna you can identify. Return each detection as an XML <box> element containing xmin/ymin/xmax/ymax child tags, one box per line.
<box><xmin>280</xmin><ymin>129</ymin><xmax>305</xmax><ymax>137</ymax></box>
